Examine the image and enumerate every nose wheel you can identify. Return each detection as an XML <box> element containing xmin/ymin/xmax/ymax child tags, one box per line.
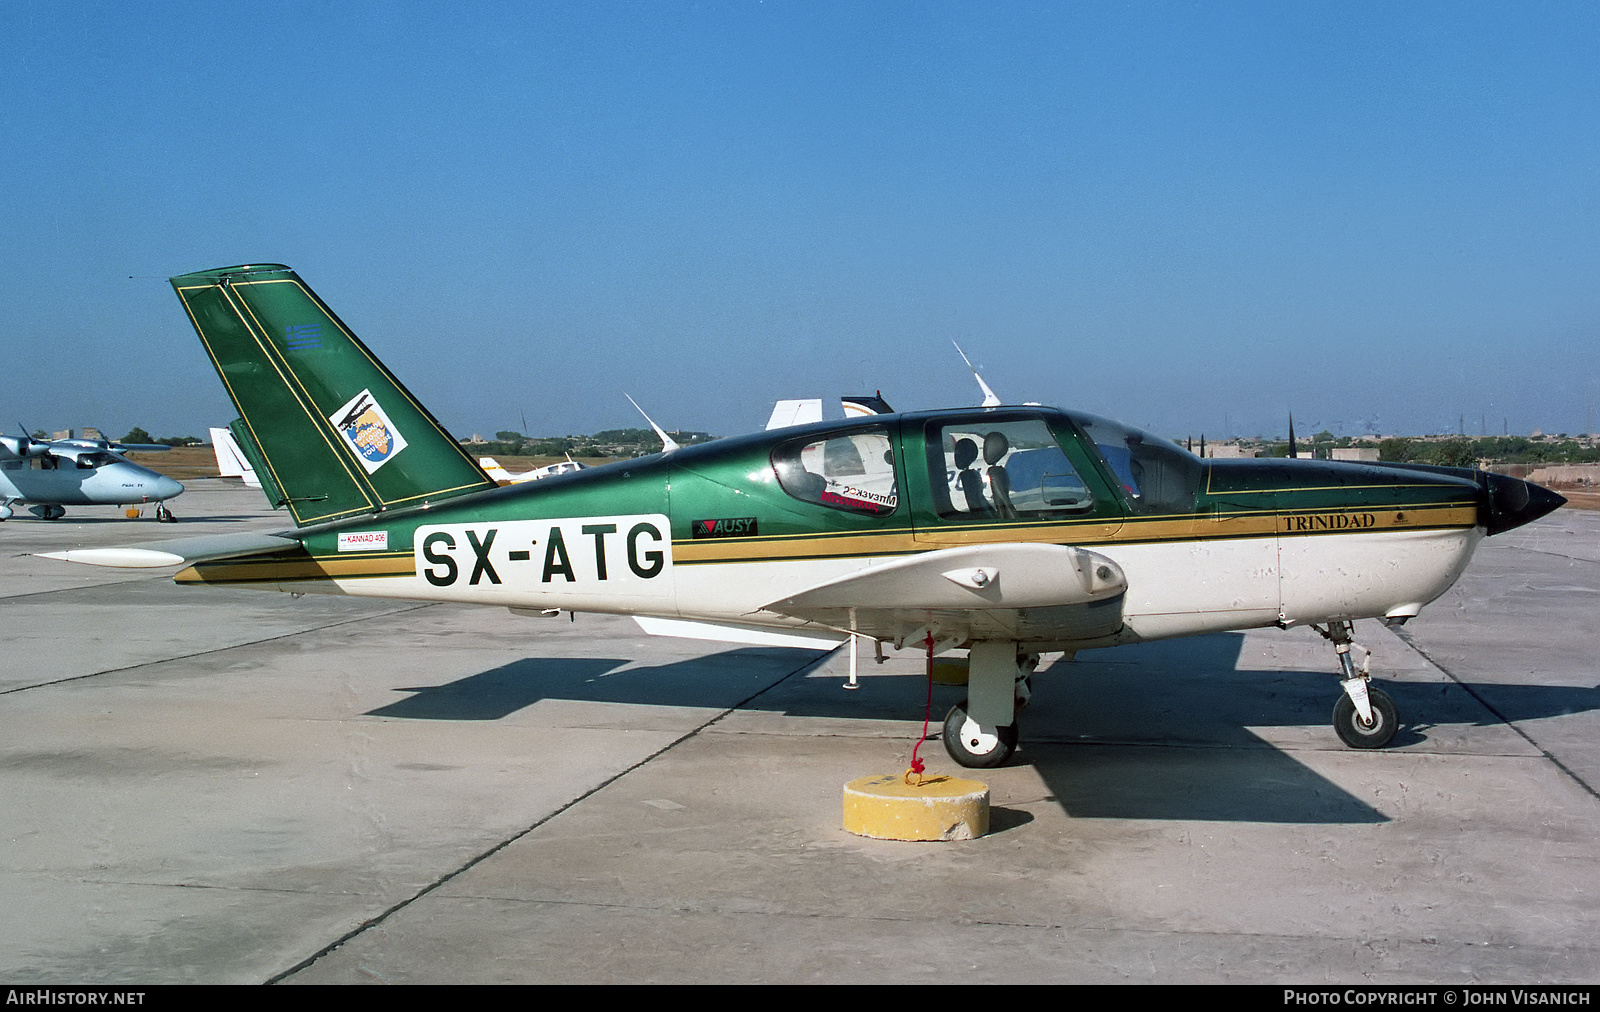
<box><xmin>1316</xmin><ymin>620</ymin><xmax>1399</xmax><ymax>749</ymax></box>
<box><xmin>155</xmin><ymin>503</ymin><xmax>176</xmax><ymax>523</ymax></box>
<box><xmin>1333</xmin><ymin>686</ymin><xmax>1398</xmax><ymax>749</ymax></box>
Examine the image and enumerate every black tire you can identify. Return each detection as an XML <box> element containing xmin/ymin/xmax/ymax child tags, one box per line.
<box><xmin>942</xmin><ymin>701</ymin><xmax>1018</xmax><ymax>768</ymax></box>
<box><xmin>1332</xmin><ymin>686</ymin><xmax>1398</xmax><ymax>749</ymax></box>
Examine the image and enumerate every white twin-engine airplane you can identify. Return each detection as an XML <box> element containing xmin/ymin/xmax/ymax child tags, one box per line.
<box><xmin>2</xmin><ymin>431</ymin><xmax>183</xmax><ymax>521</ymax></box>
<box><xmin>45</xmin><ymin>264</ymin><xmax>1566</xmax><ymax>768</ymax></box>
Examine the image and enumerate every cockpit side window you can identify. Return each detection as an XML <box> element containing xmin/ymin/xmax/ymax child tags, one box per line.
<box><xmin>926</xmin><ymin>417</ymin><xmax>1095</xmax><ymax>520</ymax></box>
<box><xmin>771</xmin><ymin>426</ymin><xmax>899</xmax><ymax>517</ymax></box>
<box><xmin>1066</xmin><ymin>412</ymin><xmax>1203</xmax><ymax>515</ymax></box>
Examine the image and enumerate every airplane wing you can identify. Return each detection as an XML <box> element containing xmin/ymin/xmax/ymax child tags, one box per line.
<box><xmin>765</xmin><ymin>399</ymin><xmax>824</xmax><ymax>430</ymax></box>
<box><xmin>758</xmin><ymin>543</ymin><xmax>1127</xmax><ymax>646</ymax></box>
<box><xmin>109</xmin><ymin>443</ymin><xmax>172</xmax><ymax>454</ymax></box>
<box><xmin>38</xmin><ymin>531</ymin><xmax>301</xmax><ymax>569</ymax></box>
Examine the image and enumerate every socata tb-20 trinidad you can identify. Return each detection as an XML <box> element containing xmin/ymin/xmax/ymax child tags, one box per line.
<box><xmin>46</xmin><ymin>264</ymin><xmax>1565</xmax><ymax>767</ymax></box>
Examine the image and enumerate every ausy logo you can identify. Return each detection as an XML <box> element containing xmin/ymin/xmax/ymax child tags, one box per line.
<box><xmin>330</xmin><ymin>389</ymin><xmax>409</xmax><ymax>474</ymax></box>
<box><xmin>691</xmin><ymin>517</ymin><xmax>758</xmax><ymax>539</ymax></box>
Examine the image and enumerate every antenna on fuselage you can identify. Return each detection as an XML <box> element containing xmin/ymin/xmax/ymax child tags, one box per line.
<box><xmin>1287</xmin><ymin>412</ymin><xmax>1297</xmax><ymax>459</ymax></box>
<box><xmin>953</xmin><ymin>342</ymin><xmax>1002</xmax><ymax>407</ymax></box>
<box><xmin>624</xmin><ymin>393</ymin><xmax>680</xmax><ymax>453</ymax></box>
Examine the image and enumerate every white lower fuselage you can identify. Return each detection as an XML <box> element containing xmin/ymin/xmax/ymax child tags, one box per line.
<box><xmin>256</xmin><ymin>523</ymin><xmax>1484</xmax><ymax>651</ymax></box>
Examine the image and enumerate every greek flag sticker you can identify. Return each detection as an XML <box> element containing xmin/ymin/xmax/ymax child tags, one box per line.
<box><xmin>329</xmin><ymin>389</ymin><xmax>409</xmax><ymax>474</ymax></box>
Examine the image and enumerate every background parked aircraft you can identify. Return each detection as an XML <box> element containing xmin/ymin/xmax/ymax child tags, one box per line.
<box><xmin>1</xmin><ymin>431</ymin><xmax>182</xmax><ymax>521</ymax></box>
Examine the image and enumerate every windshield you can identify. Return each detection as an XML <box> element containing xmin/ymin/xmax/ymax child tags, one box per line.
<box><xmin>1065</xmin><ymin>411</ymin><xmax>1203</xmax><ymax>515</ymax></box>
<box><xmin>74</xmin><ymin>451</ymin><xmax>120</xmax><ymax>468</ymax></box>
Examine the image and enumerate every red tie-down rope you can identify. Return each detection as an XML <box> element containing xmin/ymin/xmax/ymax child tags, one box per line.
<box><xmin>904</xmin><ymin>631</ymin><xmax>935</xmax><ymax>786</ymax></box>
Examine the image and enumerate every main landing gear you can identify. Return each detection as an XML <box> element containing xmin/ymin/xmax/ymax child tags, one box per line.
<box><xmin>1315</xmin><ymin>620</ymin><xmax>1399</xmax><ymax>749</ymax></box>
<box><xmin>942</xmin><ymin>641</ymin><xmax>1037</xmax><ymax>768</ymax></box>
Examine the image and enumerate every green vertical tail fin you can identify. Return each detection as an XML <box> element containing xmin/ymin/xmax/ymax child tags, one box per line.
<box><xmin>172</xmin><ymin>264</ymin><xmax>495</xmax><ymax>526</ymax></box>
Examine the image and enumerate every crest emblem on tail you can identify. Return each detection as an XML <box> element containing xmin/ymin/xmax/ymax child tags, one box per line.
<box><xmin>330</xmin><ymin>389</ymin><xmax>409</xmax><ymax>473</ymax></box>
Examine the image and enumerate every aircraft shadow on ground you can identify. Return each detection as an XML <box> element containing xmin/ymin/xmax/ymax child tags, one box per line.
<box><xmin>366</xmin><ymin>647</ymin><xmax>823</xmax><ymax>720</ymax></box>
<box><xmin>364</xmin><ymin>633</ymin><xmax>1600</xmax><ymax>825</ymax></box>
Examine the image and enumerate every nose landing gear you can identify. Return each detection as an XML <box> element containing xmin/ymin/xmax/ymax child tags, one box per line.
<box><xmin>1315</xmin><ymin>620</ymin><xmax>1399</xmax><ymax>749</ymax></box>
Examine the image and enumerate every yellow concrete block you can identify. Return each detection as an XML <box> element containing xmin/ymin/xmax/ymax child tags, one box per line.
<box><xmin>125</xmin><ymin>508</ymin><xmax>142</xmax><ymax>519</ymax></box>
<box><xmin>842</xmin><ymin>773</ymin><xmax>989</xmax><ymax>841</ymax></box>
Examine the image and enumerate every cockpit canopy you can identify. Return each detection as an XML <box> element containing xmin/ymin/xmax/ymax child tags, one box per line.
<box><xmin>1064</xmin><ymin>411</ymin><xmax>1203</xmax><ymax>515</ymax></box>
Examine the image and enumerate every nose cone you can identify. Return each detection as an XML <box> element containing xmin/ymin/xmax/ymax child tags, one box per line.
<box><xmin>1482</xmin><ymin>472</ymin><xmax>1566</xmax><ymax>536</ymax></box>
<box><xmin>154</xmin><ymin>476</ymin><xmax>185</xmax><ymax>502</ymax></box>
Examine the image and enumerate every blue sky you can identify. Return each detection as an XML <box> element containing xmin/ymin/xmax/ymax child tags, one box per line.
<box><xmin>2</xmin><ymin>1</ymin><xmax>1597</xmax><ymax>442</ymax></box>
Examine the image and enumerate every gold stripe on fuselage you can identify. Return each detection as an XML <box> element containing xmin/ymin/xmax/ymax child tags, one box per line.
<box><xmin>673</xmin><ymin>502</ymin><xmax>1478</xmax><ymax>565</ymax></box>
<box><xmin>176</xmin><ymin>502</ymin><xmax>1478</xmax><ymax>583</ymax></box>
<box><xmin>176</xmin><ymin>552</ymin><xmax>412</xmax><ymax>584</ymax></box>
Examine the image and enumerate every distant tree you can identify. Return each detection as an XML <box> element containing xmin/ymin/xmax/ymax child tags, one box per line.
<box><xmin>122</xmin><ymin>426</ymin><xmax>153</xmax><ymax>444</ymax></box>
<box><xmin>1428</xmin><ymin>439</ymin><xmax>1477</xmax><ymax>468</ymax></box>
<box><xmin>1377</xmin><ymin>438</ymin><xmax>1414</xmax><ymax>462</ymax></box>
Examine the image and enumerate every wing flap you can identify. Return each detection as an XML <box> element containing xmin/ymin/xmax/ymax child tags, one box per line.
<box><xmin>633</xmin><ymin>616</ymin><xmax>847</xmax><ymax>650</ymax></box>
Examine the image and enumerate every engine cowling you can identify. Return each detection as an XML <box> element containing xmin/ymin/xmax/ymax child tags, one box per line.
<box><xmin>0</xmin><ymin>435</ymin><xmax>49</xmax><ymax>458</ymax></box>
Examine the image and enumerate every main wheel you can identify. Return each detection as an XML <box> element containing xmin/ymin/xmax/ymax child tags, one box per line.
<box><xmin>1332</xmin><ymin>686</ymin><xmax>1398</xmax><ymax>749</ymax></box>
<box><xmin>942</xmin><ymin>701</ymin><xmax>1018</xmax><ymax>768</ymax></box>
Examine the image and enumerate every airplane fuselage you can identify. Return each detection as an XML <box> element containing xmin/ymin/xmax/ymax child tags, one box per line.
<box><xmin>174</xmin><ymin>407</ymin><xmax>1503</xmax><ymax>652</ymax></box>
<box><xmin>55</xmin><ymin>262</ymin><xmax>1567</xmax><ymax>763</ymax></box>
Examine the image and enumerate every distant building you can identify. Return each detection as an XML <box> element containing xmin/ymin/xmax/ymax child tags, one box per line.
<box><xmin>1204</xmin><ymin>443</ymin><xmax>1255</xmax><ymax>458</ymax></box>
<box><xmin>1528</xmin><ymin>464</ymin><xmax>1599</xmax><ymax>488</ymax></box>
<box><xmin>1331</xmin><ymin>447</ymin><xmax>1380</xmax><ymax>462</ymax></box>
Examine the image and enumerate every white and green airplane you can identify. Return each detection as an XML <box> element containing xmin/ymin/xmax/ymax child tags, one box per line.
<box><xmin>45</xmin><ymin>264</ymin><xmax>1565</xmax><ymax>767</ymax></box>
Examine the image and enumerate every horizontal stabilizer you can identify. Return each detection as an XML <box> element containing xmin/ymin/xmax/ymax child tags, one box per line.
<box><xmin>39</xmin><ymin>532</ymin><xmax>301</xmax><ymax>569</ymax></box>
